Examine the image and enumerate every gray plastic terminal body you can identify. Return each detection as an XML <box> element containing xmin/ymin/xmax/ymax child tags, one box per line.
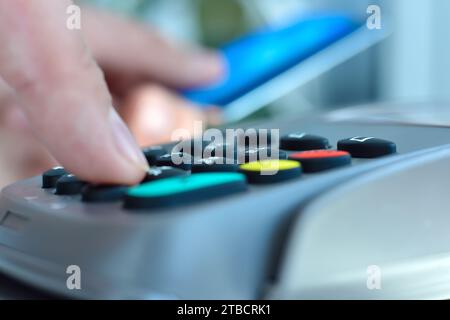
<box><xmin>2</xmin><ymin>109</ymin><xmax>450</xmax><ymax>299</ymax></box>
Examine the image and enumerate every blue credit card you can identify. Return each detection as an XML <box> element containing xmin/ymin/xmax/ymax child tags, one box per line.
<box><xmin>182</xmin><ymin>13</ymin><xmax>360</xmax><ymax>107</ymax></box>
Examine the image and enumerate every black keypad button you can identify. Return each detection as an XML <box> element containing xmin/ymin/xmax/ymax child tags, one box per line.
<box><xmin>202</xmin><ymin>143</ymin><xmax>220</xmax><ymax>158</ymax></box>
<box><xmin>280</xmin><ymin>133</ymin><xmax>329</xmax><ymax>151</ymax></box>
<box><xmin>187</xmin><ymin>140</ymin><xmax>211</xmax><ymax>156</ymax></box>
<box><xmin>55</xmin><ymin>174</ymin><xmax>86</xmax><ymax>195</ymax></box>
<box><xmin>241</xmin><ymin>147</ymin><xmax>287</xmax><ymax>164</ymax></box>
<box><xmin>42</xmin><ymin>167</ymin><xmax>67</xmax><ymax>189</ymax></box>
<box><xmin>155</xmin><ymin>153</ymin><xmax>193</xmax><ymax>171</ymax></box>
<box><xmin>246</xmin><ymin>129</ymin><xmax>274</xmax><ymax>146</ymax></box>
<box><xmin>235</xmin><ymin>129</ymin><xmax>274</xmax><ymax>148</ymax></box>
<box><xmin>191</xmin><ymin>157</ymin><xmax>239</xmax><ymax>173</ymax></box>
<box><xmin>289</xmin><ymin>150</ymin><xmax>351</xmax><ymax>173</ymax></box>
<box><xmin>142</xmin><ymin>146</ymin><xmax>167</xmax><ymax>165</ymax></box>
<box><xmin>337</xmin><ymin>137</ymin><xmax>397</xmax><ymax>158</ymax></box>
<box><xmin>203</xmin><ymin>143</ymin><xmax>283</xmax><ymax>162</ymax></box>
<box><xmin>142</xmin><ymin>166</ymin><xmax>188</xmax><ymax>183</ymax></box>
<box><xmin>82</xmin><ymin>185</ymin><xmax>129</xmax><ymax>202</ymax></box>
<box><xmin>170</xmin><ymin>139</ymin><xmax>211</xmax><ymax>157</ymax></box>
<box><xmin>204</xmin><ymin>143</ymin><xmax>238</xmax><ymax>159</ymax></box>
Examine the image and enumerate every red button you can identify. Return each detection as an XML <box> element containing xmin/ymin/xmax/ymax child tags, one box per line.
<box><xmin>290</xmin><ymin>150</ymin><xmax>350</xmax><ymax>159</ymax></box>
<box><xmin>289</xmin><ymin>150</ymin><xmax>351</xmax><ymax>172</ymax></box>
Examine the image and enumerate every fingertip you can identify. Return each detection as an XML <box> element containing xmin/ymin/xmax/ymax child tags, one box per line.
<box><xmin>73</xmin><ymin>166</ymin><xmax>146</xmax><ymax>186</ymax></box>
<box><xmin>181</xmin><ymin>49</ymin><xmax>226</xmax><ymax>87</ymax></box>
<box><xmin>31</xmin><ymin>106</ymin><xmax>148</xmax><ymax>187</ymax></box>
<box><xmin>108</xmin><ymin>108</ymin><xmax>149</xmax><ymax>171</ymax></box>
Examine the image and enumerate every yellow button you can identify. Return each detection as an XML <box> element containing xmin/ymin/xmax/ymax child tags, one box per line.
<box><xmin>240</xmin><ymin>160</ymin><xmax>301</xmax><ymax>172</ymax></box>
<box><xmin>239</xmin><ymin>160</ymin><xmax>302</xmax><ymax>184</ymax></box>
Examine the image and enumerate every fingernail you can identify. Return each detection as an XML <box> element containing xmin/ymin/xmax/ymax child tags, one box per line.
<box><xmin>109</xmin><ymin>108</ymin><xmax>149</xmax><ymax>171</ymax></box>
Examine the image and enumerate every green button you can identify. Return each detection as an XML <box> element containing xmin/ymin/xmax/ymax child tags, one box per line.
<box><xmin>124</xmin><ymin>173</ymin><xmax>247</xmax><ymax>210</ymax></box>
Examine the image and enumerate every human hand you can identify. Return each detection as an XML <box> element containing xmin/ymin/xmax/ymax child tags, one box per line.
<box><xmin>0</xmin><ymin>0</ymin><xmax>224</xmax><ymax>187</ymax></box>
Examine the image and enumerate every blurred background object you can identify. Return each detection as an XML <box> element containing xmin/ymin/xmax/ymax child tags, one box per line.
<box><xmin>84</xmin><ymin>0</ymin><xmax>381</xmax><ymax>119</ymax></box>
<box><xmin>85</xmin><ymin>0</ymin><xmax>450</xmax><ymax>119</ymax></box>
